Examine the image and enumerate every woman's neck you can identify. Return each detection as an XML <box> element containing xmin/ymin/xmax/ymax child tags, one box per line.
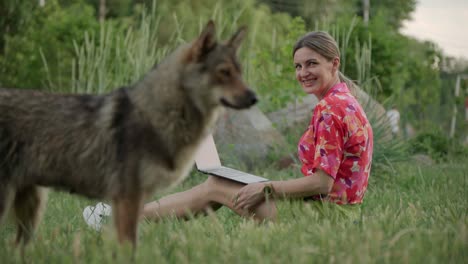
<box><xmin>318</xmin><ymin>77</ymin><xmax>340</xmax><ymax>100</ymax></box>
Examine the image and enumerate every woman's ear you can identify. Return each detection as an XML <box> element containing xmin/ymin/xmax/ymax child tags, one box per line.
<box><xmin>332</xmin><ymin>57</ymin><xmax>340</xmax><ymax>73</ymax></box>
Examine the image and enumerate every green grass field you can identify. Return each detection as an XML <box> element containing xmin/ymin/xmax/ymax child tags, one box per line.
<box><xmin>1</xmin><ymin>158</ymin><xmax>466</xmax><ymax>263</ymax></box>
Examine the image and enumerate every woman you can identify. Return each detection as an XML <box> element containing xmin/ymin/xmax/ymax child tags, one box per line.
<box><xmin>84</xmin><ymin>31</ymin><xmax>373</xmax><ymax>227</ymax></box>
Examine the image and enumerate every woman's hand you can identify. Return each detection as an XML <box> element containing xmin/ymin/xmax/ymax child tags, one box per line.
<box><xmin>233</xmin><ymin>182</ymin><xmax>267</xmax><ymax>211</ymax></box>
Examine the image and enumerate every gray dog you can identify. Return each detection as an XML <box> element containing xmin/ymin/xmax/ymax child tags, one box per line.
<box><xmin>0</xmin><ymin>20</ymin><xmax>256</xmax><ymax>248</ymax></box>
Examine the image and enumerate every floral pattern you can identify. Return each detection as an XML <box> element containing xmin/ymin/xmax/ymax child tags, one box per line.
<box><xmin>298</xmin><ymin>82</ymin><xmax>373</xmax><ymax>204</ymax></box>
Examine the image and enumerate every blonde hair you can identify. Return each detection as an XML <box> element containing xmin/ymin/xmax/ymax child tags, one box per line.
<box><xmin>292</xmin><ymin>31</ymin><xmax>356</xmax><ymax>93</ymax></box>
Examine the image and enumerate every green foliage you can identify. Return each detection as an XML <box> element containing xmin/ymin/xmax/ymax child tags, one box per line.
<box><xmin>409</xmin><ymin>131</ymin><xmax>450</xmax><ymax>160</ymax></box>
<box><xmin>258</xmin><ymin>0</ymin><xmax>356</xmax><ymax>26</ymax></box>
<box><xmin>408</xmin><ymin>129</ymin><xmax>468</xmax><ymax>162</ymax></box>
<box><xmin>249</xmin><ymin>16</ymin><xmax>306</xmax><ymax>112</ymax></box>
<box><xmin>332</xmin><ymin>13</ymin><xmax>445</xmax><ymax>134</ymax></box>
<box><xmin>44</xmin><ymin>0</ymin><xmax>310</xmax><ymax>102</ymax></box>
<box><xmin>368</xmin><ymin>117</ymin><xmax>409</xmax><ymax>174</ymax></box>
<box><xmin>259</xmin><ymin>0</ymin><xmax>416</xmax><ymax>30</ymax></box>
<box><xmin>0</xmin><ymin>0</ymin><xmax>99</xmax><ymax>89</ymax></box>
<box><xmin>83</xmin><ymin>0</ymin><xmax>134</xmax><ymax>18</ymax></box>
<box><xmin>358</xmin><ymin>0</ymin><xmax>416</xmax><ymax>29</ymax></box>
<box><xmin>399</xmin><ymin>38</ymin><xmax>442</xmax><ymax>107</ymax></box>
<box><xmin>0</xmin><ymin>0</ymin><xmax>36</xmax><ymax>51</ymax></box>
<box><xmin>333</xmin><ymin>15</ymin><xmax>402</xmax><ymax>101</ymax></box>
<box><xmin>63</xmin><ymin>4</ymin><xmax>173</xmax><ymax>94</ymax></box>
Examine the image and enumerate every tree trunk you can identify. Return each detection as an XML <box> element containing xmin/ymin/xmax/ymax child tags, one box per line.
<box><xmin>99</xmin><ymin>0</ymin><xmax>106</xmax><ymax>23</ymax></box>
<box><xmin>362</xmin><ymin>0</ymin><xmax>370</xmax><ymax>26</ymax></box>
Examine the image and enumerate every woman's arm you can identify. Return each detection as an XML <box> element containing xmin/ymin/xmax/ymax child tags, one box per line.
<box><xmin>233</xmin><ymin>169</ymin><xmax>334</xmax><ymax>210</ymax></box>
<box><xmin>269</xmin><ymin>169</ymin><xmax>333</xmax><ymax>199</ymax></box>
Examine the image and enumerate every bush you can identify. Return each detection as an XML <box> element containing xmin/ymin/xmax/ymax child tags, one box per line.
<box><xmin>408</xmin><ymin>131</ymin><xmax>450</xmax><ymax>161</ymax></box>
<box><xmin>0</xmin><ymin>0</ymin><xmax>99</xmax><ymax>89</ymax></box>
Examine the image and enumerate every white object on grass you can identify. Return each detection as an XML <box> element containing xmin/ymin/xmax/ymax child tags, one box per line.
<box><xmin>82</xmin><ymin>202</ymin><xmax>112</xmax><ymax>231</ymax></box>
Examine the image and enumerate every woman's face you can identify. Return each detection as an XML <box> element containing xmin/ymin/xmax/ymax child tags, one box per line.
<box><xmin>293</xmin><ymin>47</ymin><xmax>339</xmax><ymax>99</ymax></box>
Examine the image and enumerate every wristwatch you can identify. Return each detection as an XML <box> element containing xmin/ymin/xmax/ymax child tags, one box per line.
<box><xmin>263</xmin><ymin>183</ymin><xmax>274</xmax><ymax>197</ymax></box>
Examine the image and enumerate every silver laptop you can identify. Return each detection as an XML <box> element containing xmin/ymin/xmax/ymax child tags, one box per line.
<box><xmin>194</xmin><ymin>135</ymin><xmax>269</xmax><ymax>184</ymax></box>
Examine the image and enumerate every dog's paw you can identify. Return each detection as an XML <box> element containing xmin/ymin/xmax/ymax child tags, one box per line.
<box><xmin>82</xmin><ymin>202</ymin><xmax>112</xmax><ymax>231</ymax></box>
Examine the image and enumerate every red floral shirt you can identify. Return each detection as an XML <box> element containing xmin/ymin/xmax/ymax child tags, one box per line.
<box><xmin>298</xmin><ymin>82</ymin><xmax>373</xmax><ymax>204</ymax></box>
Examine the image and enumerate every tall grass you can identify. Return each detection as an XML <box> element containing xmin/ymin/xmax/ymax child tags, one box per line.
<box><xmin>69</xmin><ymin>5</ymin><xmax>174</xmax><ymax>94</ymax></box>
<box><xmin>42</xmin><ymin>0</ymin><xmax>259</xmax><ymax>95</ymax></box>
<box><xmin>1</xmin><ymin>160</ymin><xmax>466</xmax><ymax>263</ymax></box>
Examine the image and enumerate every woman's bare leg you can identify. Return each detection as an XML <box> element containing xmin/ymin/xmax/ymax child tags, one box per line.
<box><xmin>141</xmin><ymin>176</ymin><xmax>276</xmax><ymax>222</ymax></box>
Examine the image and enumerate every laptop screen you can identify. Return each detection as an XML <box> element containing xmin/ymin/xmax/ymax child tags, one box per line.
<box><xmin>194</xmin><ymin>135</ymin><xmax>222</xmax><ymax>170</ymax></box>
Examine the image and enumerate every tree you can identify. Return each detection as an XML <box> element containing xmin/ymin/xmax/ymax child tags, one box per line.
<box><xmin>0</xmin><ymin>0</ymin><xmax>99</xmax><ymax>89</ymax></box>
<box><xmin>353</xmin><ymin>0</ymin><xmax>417</xmax><ymax>29</ymax></box>
<box><xmin>0</xmin><ymin>1</ymin><xmax>36</xmax><ymax>52</ymax></box>
<box><xmin>257</xmin><ymin>0</ymin><xmax>355</xmax><ymax>26</ymax></box>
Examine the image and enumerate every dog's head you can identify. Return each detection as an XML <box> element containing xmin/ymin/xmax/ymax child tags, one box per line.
<box><xmin>182</xmin><ymin>21</ymin><xmax>257</xmax><ymax>111</ymax></box>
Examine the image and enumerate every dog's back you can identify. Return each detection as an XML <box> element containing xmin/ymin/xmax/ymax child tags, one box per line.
<box><xmin>1</xmin><ymin>88</ymin><xmax>117</xmax><ymax>197</ymax></box>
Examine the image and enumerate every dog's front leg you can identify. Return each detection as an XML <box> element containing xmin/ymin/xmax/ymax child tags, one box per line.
<box><xmin>113</xmin><ymin>193</ymin><xmax>143</xmax><ymax>248</ymax></box>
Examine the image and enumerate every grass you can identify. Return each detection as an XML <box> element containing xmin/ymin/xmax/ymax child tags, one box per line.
<box><xmin>1</xmin><ymin>159</ymin><xmax>466</xmax><ymax>263</ymax></box>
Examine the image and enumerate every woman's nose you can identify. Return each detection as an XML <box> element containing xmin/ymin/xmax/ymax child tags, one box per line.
<box><xmin>299</xmin><ymin>67</ymin><xmax>309</xmax><ymax>77</ymax></box>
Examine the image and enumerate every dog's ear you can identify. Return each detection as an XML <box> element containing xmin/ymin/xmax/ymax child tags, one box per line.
<box><xmin>227</xmin><ymin>26</ymin><xmax>246</xmax><ymax>52</ymax></box>
<box><xmin>187</xmin><ymin>20</ymin><xmax>217</xmax><ymax>62</ymax></box>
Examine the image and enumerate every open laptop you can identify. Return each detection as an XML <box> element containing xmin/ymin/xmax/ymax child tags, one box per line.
<box><xmin>194</xmin><ymin>135</ymin><xmax>269</xmax><ymax>184</ymax></box>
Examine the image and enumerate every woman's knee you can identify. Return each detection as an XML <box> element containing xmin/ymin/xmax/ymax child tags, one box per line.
<box><xmin>201</xmin><ymin>176</ymin><xmax>221</xmax><ymax>196</ymax></box>
<box><xmin>204</xmin><ymin>176</ymin><xmax>242</xmax><ymax>195</ymax></box>
<box><xmin>196</xmin><ymin>177</ymin><xmax>224</xmax><ymax>210</ymax></box>
<box><xmin>204</xmin><ymin>175</ymin><xmax>227</xmax><ymax>188</ymax></box>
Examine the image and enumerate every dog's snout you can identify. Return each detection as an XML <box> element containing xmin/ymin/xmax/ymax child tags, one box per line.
<box><xmin>245</xmin><ymin>89</ymin><xmax>258</xmax><ymax>106</ymax></box>
<box><xmin>220</xmin><ymin>88</ymin><xmax>258</xmax><ymax>109</ymax></box>
<box><xmin>251</xmin><ymin>96</ymin><xmax>258</xmax><ymax>105</ymax></box>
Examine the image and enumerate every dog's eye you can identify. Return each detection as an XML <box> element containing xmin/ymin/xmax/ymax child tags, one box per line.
<box><xmin>219</xmin><ymin>68</ymin><xmax>231</xmax><ymax>77</ymax></box>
